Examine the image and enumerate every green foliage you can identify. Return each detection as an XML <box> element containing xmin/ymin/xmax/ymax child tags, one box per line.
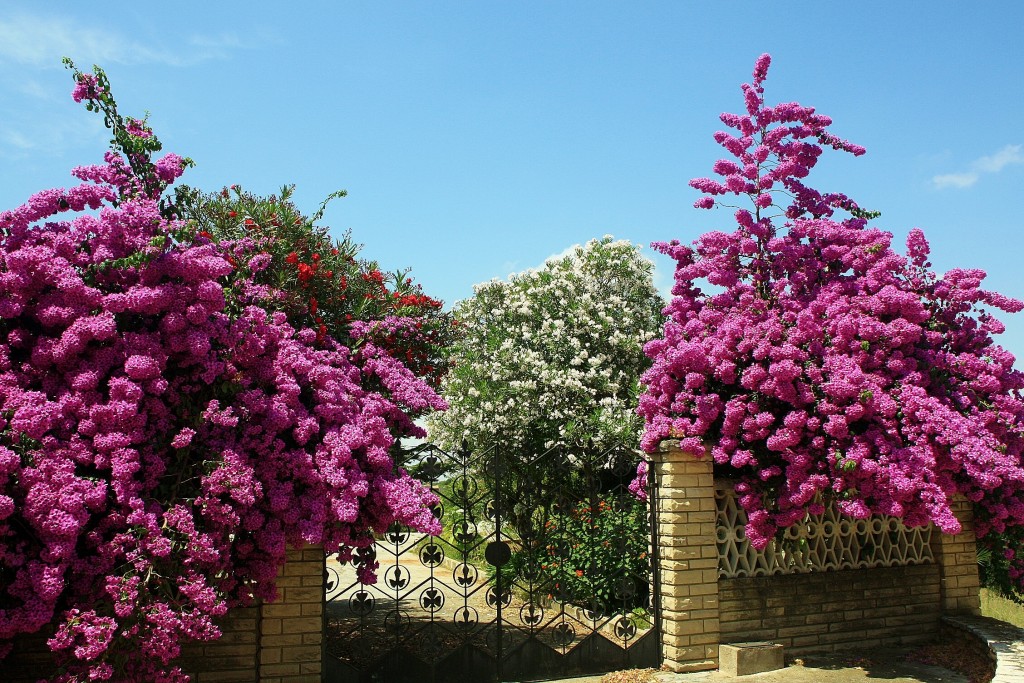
<box><xmin>979</xmin><ymin>537</ymin><xmax>1024</xmax><ymax>604</ymax></box>
<box><xmin>539</xmin><ymin>496</ymin><xmax>650</xmax><ymax>611</ymax></box>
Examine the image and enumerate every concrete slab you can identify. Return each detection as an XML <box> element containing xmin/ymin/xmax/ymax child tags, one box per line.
<box><xmin>719</xmin><ymin>642</ymin><xmax>785</xmax><ymax>676</ymax></box>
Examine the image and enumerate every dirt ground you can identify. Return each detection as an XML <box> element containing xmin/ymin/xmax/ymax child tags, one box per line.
<box><xmin>538</xmin><ymin>646</ymin><xmax>974</xmax><ymax>683</ymax></box>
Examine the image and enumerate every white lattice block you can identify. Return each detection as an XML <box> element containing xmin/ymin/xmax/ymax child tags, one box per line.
<box><xmin>715</xmin><ymin>486</ymin><xmax>934</xmax><ymax>579</ymax></box>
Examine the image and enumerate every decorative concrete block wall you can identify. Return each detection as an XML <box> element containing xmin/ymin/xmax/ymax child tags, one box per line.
<box><xmin>180</xmin><ymin>544</ymin><xmax>325</xmax><ymax>683</ymax></box>
<box><xmin>652</xmin><ymin>441</ymin><xmax>983</xmax><ymax>672</ymax></box>
<box><xmin>2</xmin><ymin>625</ymin><xmax>54</xmax><ymax>682</ymax></box>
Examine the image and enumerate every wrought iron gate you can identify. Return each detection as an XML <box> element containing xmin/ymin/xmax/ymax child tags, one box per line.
<box><xmin>323</xmin><ymin>442</ymin><xmax>659</xmax><ymax>682</ymax></box>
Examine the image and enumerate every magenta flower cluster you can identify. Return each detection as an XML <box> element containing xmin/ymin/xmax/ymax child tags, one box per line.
<box><xmin>639</xmin><ymin>55</ymin><xmax>1024</xmax><ymax>567</ymax></box>
<box><xmin>0</xmin><ymin>75</ymin><xmax>443</xmax><ymax>680</ymax></box>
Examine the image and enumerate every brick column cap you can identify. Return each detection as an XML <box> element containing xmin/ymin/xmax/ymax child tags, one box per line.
<box><xmin>653</xmin><ymin>440</ymin><xmax>711</xmax><ymax>461</ymax></box>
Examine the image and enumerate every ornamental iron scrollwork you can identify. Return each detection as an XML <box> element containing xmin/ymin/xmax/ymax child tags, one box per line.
<box><xmin>348</xmin><ymin>590</ymin><xmax>374</xmax><ymax>616</ymax></box>
<box><xmin>323</xmin><ymin>441</ymin><xmax>659</xmax><ymax>682</ymax></box>
<box><xmin>581</xmin><ymin>597</ymin><xmax>608</xmax><ymax>623</ymax></box>
<box><xmin>453</xmin><ymin>606</ymin><xmax>479</xmax><ymax>630</ymax></box>
<box><xmin>384</xmin><ymin>565</ymin><xmax>410</xmax><ymax>591</ymax></box>
<box><xmin>485</xmin><ymin>586</ymin><xmax>512</xmax><ymax>609</ymax></box>
<box><xmin>452</xmin><ymin>562</ymin><xmax>478</xmax><ymax>588</ymax></box>
<box><xmin>419</xmin><ymin>586</ymin><xmax>445</xmax><ymax>613</ymax></box>
<box><xmin>452</xmin><ymin>520</ymin><xmax>477</xmax><ymax>544</ymax></box>
<box><xmin>419</xmin><ymin>543</ymin><xmax>444</xmax><ymax>567</ymax></box>
<box><xmin>383</xmin><ymin>610</ymin><xmax>411</xmax><ymax>636</ymax></box>
<box><xmin>324</xmin><ymin>565</ymin><xmax>340</xmax><ymax>593</ymax></box>
<box><xmin>552</xmin><ymin>621</ymin><xmax>576</xmax><ymax>648</ymax></box>
<box><xmin>384</xmin><ymin>522</ymin><xmax>410</xmax><ymax>545</ymax></box>
<box><xmin>614</xmin><ymin>615</ymin><xmax>638</xmax><ymax>641</ymax></box>
<box><xmin>519</xmin><ymin>603</ymin><xmax>544</xmax><ymax>627</ymax></box>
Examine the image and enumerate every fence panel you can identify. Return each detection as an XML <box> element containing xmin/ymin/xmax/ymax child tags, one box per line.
<box><xmin>324</xmin><ymin>442</ymin><xmax>658</xmax><ymax>682</ymax></box>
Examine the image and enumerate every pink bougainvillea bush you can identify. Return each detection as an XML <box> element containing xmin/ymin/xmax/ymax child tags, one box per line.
<box><xmin>0</xmin><ymin>63</ymin><xmax>444</xmax><ymax>681</ymax></box>
<box><xmin>639</xmin><ymin>55</ymin><xmax>1024</xmax><ymax>592</ymax></box>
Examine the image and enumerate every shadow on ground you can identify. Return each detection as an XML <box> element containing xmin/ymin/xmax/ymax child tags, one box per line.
<box><xmin>542</xmin><ymin>645</ymin><xmax>976</xmax><ymax>683</ymax></box>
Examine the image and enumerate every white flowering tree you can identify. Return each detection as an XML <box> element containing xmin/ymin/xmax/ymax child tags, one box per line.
<box><xmin>429</xmin><ymin>237</ymin><xmax>664</xmax><ymax>454</ymax></box>
<box><xmin>427</xmin><ymin>238</ymin><xmax>663</xmax><ymax>611</ymax></box>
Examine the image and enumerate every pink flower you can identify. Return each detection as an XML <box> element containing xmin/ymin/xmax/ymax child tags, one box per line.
<box><xmin>71</xmin><ymin>74</ymin><xmax>102</xmax><ymax>103</ymax></box>
<box><xmin>170</xmin><ymin>429</ymin><xmax>196</xmax><ymax>449</ymax></box>
<box><xmin>752</xmin><ymin>53</ymin><xmax>771</xmax><ymax>85</ymax></box>
<box><xmin>124</xmin><ymin>355</ymin><xmax>160</xmax><ymax>380</ymax></box>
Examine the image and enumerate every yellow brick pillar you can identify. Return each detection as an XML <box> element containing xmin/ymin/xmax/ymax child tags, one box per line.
<box><xmin>180</xmin><ymin>605</ymin><xmax>260</xmax><ymax>683</ymax></box>
<box><xmin>932</xmin><ymin>497</ymin><xmax>981</xmax><ymax>614</ymax></box>
<box><xmin>653</xmin><ymin>441</ymin><xmax>720</xmax><ymax>672</ymax></box>
<box><xmin>258</xmin><ymin>544</ymin><xmax>326</xmax><ymax>683</ymax></box>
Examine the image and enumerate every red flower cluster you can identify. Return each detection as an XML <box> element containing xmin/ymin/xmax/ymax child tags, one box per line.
<box><xmin>181</xmin><ymin>183</ymin><xmax>454</xmax><ymax>389</ymax></box>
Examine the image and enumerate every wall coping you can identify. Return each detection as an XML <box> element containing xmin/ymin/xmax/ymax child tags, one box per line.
<box><xmin>942</xmin><ymin>614</ymin><xmax>1024</xmax><ymax>682</ymax></box>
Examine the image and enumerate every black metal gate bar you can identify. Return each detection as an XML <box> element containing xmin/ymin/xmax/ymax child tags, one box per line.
<box><xmin>323</xmin><ymin>442</ymin><xmax>660</xmax><ymax>683</ymax></box>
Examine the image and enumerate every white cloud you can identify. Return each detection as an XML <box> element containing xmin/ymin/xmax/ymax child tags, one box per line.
<box><xmin>0</xmin><ymin>114</ymin><xmax>105</xmax><ymax>161</ymax></box>
<box><xmin>16</xmin><ymin>78</ymin><xmax>57</xmax><ymax>101</ymax></box>
<box><xmin>1</xmin><ymin>130</ymin><xmax>35</xmax><ymax>150</ymax></box>
<box><xmin>974</xmin><ymin>144</ymin><xmax>1024</xmax><ymax>173</ymax></box>
<box><xmin>0</xmin><ymin>12</ymin><xmax>275</xmax><ymax>161</ymax></box>
<box><xmin>932</xmin><ymin>144</ymin><xmax>1024</xmax><ymax>189</ymax></box>
<box><xmin>0</xmin><ymin>13</ymin><xmax>264</xmax><ymax>68</ymax></box>
<box><xmin>932</xmin><ymin>172</ymin><xmax>979</xmax><ymax>189</ymax></box>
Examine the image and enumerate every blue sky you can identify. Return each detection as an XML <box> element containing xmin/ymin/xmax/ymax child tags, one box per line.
<box><xmin>2</xmin><ymin>3</ymin><xmax>1023</xmax><ymax>365</ymax></box>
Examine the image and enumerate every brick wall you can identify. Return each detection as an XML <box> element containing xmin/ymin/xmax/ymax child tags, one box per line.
<box><xmin>719</xmin><ymin>564</ymin><xmax>941</xmax><ymax>654</ymax></box>
<box><xmin>256</xmin><ymin>545</ymin><xmax>325</xmax><ymax>682</ymax></box>
<box><xmin>180</xmin><ymin>544</ymin><xmax>325</xmax><ymax>683</ymax></box>
<box><xmin>932</xmin><ymin>497</ymin><xmax>982</xmax><ymax>614</ymax></box>
<box><xmin>2</xmin><ymin>625</ymin><xmax>53</xmax><ymax>682</ymax></box>
<box><xmin>3</xmin><ymin>545</ymin><xmax>325</xmax><ymax>683</ymax></box>
<box><xmin>179</xmin><ymin>606</ymin><xmax>261</xmax><ymax>683</ymax></box>
<box><xmin>652</xmin><ymin>442</ymin><xmax>720</xmax><ymax>672</ymax></box>
<box><xmin>653</xmin><ymin>441</ymin><xmax>983</xmax><ymax>672</ymax></box>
